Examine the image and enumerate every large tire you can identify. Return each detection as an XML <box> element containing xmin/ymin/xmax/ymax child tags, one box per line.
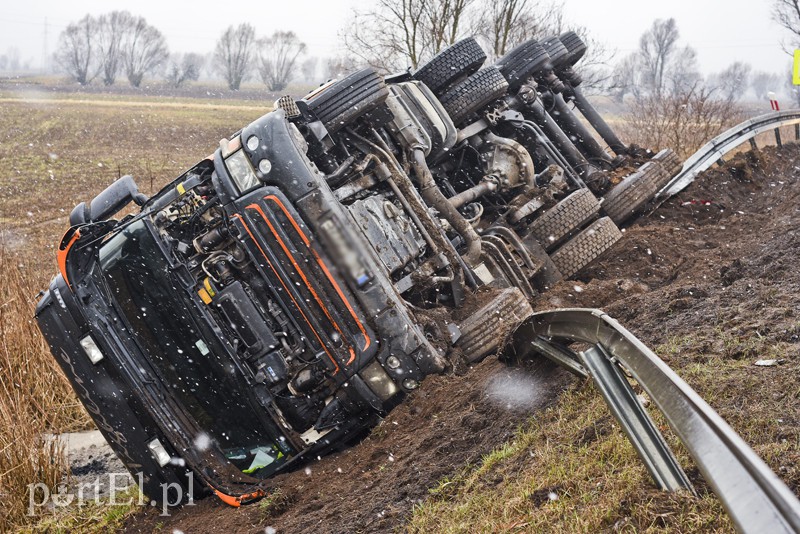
<box><xmin>496</xmin><ymin>40</ymin><xmax>550</xmax><ymax>91</ymax></box>
<box><xmin>413</xmin><ymin>37</ymin><xmax>487</xmax><ymax>95</ymax></box>
<box><xmin>550</xmin><ymin>216</ymin><xmax>622</xmax><ymax>279</ymax></box>
<box><xmin>439</xmin><ymin>66</ymin><xmax>509</xmax><ymax>126</ymax></box>
<box><xmin>559</xmin><ymin>31</ymin><xmax>587</xmax><ymax>66</ymax></box>
<box><xmin>652</xmin><ymin>148</ymin><xmax>683</xmax><ymax>185</ymax></box>
<box><xmin>540</xmin><ymin>36</ymin><xmax>570</xmax><ymax>70</ymax></box>
<box><xmin>456</xmin><ymin>287</ymin><xmax>533</xmax><ymax>363</ymax></box>
<box><xmin>529</xmin><ymin>189</ymin><xmax>601</xmax><ymax>251</ymax></box>
<box><xmin>601</xmin><ymin>162</ymin><xmax>666</xmax><ymax>225</ymax></box>
<box><xmin>305</xmin><ymin>68</ymin><xmax>388</xmax><ymax>133</ymax></box>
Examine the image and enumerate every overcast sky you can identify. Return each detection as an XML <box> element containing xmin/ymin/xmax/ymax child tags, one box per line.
<box><xmin>0</xmin><ymin>0</ymin><xmax>790</xmax><ymax>76</ymax></box>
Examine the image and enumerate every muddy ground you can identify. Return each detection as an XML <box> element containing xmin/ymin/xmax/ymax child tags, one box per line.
<box><xmin>120</xmin><ymin>144</ymin><xmax>800</xmax><ymax>533</ymax></box>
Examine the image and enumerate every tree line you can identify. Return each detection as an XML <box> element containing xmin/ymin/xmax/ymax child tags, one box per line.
<box><xmin>51</xmin><ymin>1</ymin><xmax>607</xmax><ymax>91</ymax></box>
<box><xmin>54</xmin><ymin>13</ymin><xmax>308</xmax><ymax>91</ymax></box>
<box><xmin>50</xmin><ymin>1</ymin><xmax>791</xmax><ymax>99</ymax></box>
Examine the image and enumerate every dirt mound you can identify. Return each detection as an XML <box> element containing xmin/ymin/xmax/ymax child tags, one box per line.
<box><xmin>124</xmin><ymin>144</ymin><xmax>800</xmax><ymax>533</ymax></box>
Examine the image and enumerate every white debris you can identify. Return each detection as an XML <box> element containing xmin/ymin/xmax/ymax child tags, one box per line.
<box><xmin>193</xmin><ymin>432</ymin><xmax>212</xmax><ymax>451</ymax></box>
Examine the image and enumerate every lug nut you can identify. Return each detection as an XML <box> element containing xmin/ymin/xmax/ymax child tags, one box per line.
<box><xmin>402</xmin><ymin>379</ymin><xmax>418</xmax><ymax>390</ymax></box>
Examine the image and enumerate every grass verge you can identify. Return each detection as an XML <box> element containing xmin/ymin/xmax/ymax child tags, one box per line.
<box><xmin>407</xmin><ymin>379</ymin><xmax>732</xmax><ymax>533</ymax></box>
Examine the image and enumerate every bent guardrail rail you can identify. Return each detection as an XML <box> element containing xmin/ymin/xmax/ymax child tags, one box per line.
<box><xmin>507</xmin><ymin>309</ymin><xmax>800</xmax><ymax>534</ymax></box>
<box><xmin>655</xmin><ymin>110</ymin><xmax>800</xmax><ymax>202</ymax></box>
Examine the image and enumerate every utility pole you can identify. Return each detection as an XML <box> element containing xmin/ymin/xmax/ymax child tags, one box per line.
<box><xmin>42</xmin><ymin>17</ymin><xmax>48</xmax><ymax>73</ymax></box>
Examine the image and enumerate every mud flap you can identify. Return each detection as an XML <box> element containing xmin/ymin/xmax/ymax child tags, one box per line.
<box><xmin>505</xmin><ymin>309</ymin><xmax>800</xmax><ymax>534</ymax></box>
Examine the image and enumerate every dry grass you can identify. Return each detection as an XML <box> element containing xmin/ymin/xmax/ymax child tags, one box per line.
<box><xmin>0</xmin><ymin>245</ymin><xmax>89</xmax><ymax>531</ymax></box>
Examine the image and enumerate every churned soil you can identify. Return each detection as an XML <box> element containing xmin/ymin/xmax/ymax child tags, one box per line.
<box><xmin>124</xmin><ymin>144</ymin><xmax>800</xmax><ymax>533</ymax></box>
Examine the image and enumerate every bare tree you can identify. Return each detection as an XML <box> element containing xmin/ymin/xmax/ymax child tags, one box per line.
<box><xmin>773</xmin><ymin>0</ymin><xmax>800</xmax><ymax>51</ymax></box>
<box><xmin>479</xmin><ymin>0</ymin><xmax>526</xmax><ymax>57</ymax></box>
<box><xmin>257</xmin><ymin>31</ymin><xmax>307</xmax><ymax>91</ymax></box>
<box><xmin>340</xmin><ymin>0</ymin><xmax>601</xmax><ymax>82</ymax></box>
<box><xmin>122</xmin><ymin>16</ymin><xmax>168</xmax><ymax>87</ymax></box>
<box><xmin>97</xmin><ymin>11</ymin><xmax>133</xmax><ymax>86</ymax></box>
<box><xmin>343</xmin><ymin>0</ymin><xmax>479</xmax><ymax>71</ymax></box>
<box><xmin>55</xmin><ymin>15</ymin><xmax>100</xmax><ymax>85</ymax></box>
<box><xmin>637</xmin><ymin>18</ymin><xmax>681</xmax><ymax>96</ymax></box>
<box><xmin>214</xmin><ymin>24</ymin><xmax>256</xmax><ymax>90</ymax></box>
<box><xmin>751</xmin><ymin>70</ymin><xmax>781</xmax><ymax>100</ymax></box>
<box><xmin>709</xmin><ymin>61</ymin><xmax>752</xmax><ymax>101</ymax></box>
<box><xmin>667</xmin><ymin>45</ymin><xmax>701</xmax><ymax>94</ymax></box>
<box><xmin>610</xmin><ymin>18</ymin><xmax>699</xmax><ymax>100</ymax></box>
<box><xmin>476</xmin><ymin>0</ymin><xmax>566</xmax><ymax>58</ymax></box>
<box><xmin>622</xmin><ymin>83</ymin><xmax>745</xmax><ymax>158</ymax></box>
<box><xmin>343</xmin><ymin>0</ymin><xmax>428</xmax><ymax>70</ymax></box>
<box><xmin>424</xmin><ymin>0</ymin><xmax>475</xmax><ymax>54</ymax></box>
<box><xmin>612</xmin><ymin>17</ymin><xmax>743</xmax><ymax>157</ymax></box>
<box><xmin>609</xmin><ymin>53</ymin><xmax>643</xmax><ymax>102</ymax></box>
<box><xmin>165</xmin><ymin>53</ymin><xmax>203</xmax><ymax>88</ymax></box>
<box><xmin>301</xmin><ymin>57</ymin><xmax>319</xmax><ymax>83</ymax></box>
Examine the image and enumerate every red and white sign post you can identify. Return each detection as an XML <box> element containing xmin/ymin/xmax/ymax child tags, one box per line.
<box><xmin>768</xmin><ymin>91</ymin><xmax>781</xmax><ymax>111</ymax></box>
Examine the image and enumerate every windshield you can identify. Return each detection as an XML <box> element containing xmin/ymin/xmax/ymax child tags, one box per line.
<box><xmin>98</xmin><ymin>220</ymin><xmax>290</xmax><ymax>476</ymax></box>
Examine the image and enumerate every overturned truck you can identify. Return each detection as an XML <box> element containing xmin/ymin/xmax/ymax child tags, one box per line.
<box><xmin>34</xmin><ymin>33</ymin><xmax>800</xmax><ymax>532</ymax></box>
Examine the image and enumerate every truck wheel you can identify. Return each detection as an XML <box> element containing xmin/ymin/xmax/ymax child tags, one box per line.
<box><xmin>529</xmin><ymin>189</ymin><xmax>601</xmax><ymax>251</ymax></box>
<box><xmin>305</xmin><ymin>68</ymin><xmax>389</xmax><ymax>133</ymax></box>
<box><xmin>540</xmin><ymin>36</ymin><xmax>570</xmax><ymax>70</ymax></box>
<box><xmin>413</xmin><ymin>37</ymin><xmax>487</xmax><ymax>95</ymax></box>
<box><xmin>652</xmin><ymin>148</ymin><xmax>683</xmax><ymax>186</ymax></box>
<box><xmin>496</xmin><ymin>40</ymin><xmax>550</xmax><ymax>91</ymax></box>
<box><xmin>559</xmin><ymin>31</ymin><xmax>587</xmax><ymax>66</ymax></box>
<box><xmin>439</xmin><ymin>67</ymin><xmax>509</xmax><ymax>126</ymax></box>
<box><xmin>457</xmin><ymin>287</ymin><xmax>533</xmax><ymax>363</ymax></box>
<box><xmin>601</xmin><ymin>162</ymin><xmax>665</xmax><ymax>225</ymax></box>
<box><xmin>550</xmin><ymin>216</ymin><xmax>622</xmax><ymax>279</ymax></box>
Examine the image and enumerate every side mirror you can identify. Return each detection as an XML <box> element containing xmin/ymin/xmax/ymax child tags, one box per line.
<box><xmin>69</xmin><ymin>175</ymin><xmax>148</xmax><ymax>226</ymax></box>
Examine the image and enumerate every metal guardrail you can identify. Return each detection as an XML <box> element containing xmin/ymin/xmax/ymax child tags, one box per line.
<box><xmin>656</xmin><ymin>110</ymin><xmax>800</xmax><ymax>201</ymax></box>
<box><xmin>508</xmin><ymin>309</ymin><xmax>800</xmax><ymax>534</ymax></box>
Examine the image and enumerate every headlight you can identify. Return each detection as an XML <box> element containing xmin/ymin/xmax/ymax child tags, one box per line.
<box><xmin>147</xmin><ymin>438</ymin><xmax>171</xmax><ymax>467</ymax></box>
<box><xmin>224</xmin><ymin>148</ymin><xmax>259</xmax><ymax>193</ymax></box>
<box><xmin>79</xmin><ymin>335</ymin><xmax>104</xmax><ymax>364</ymax></box>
